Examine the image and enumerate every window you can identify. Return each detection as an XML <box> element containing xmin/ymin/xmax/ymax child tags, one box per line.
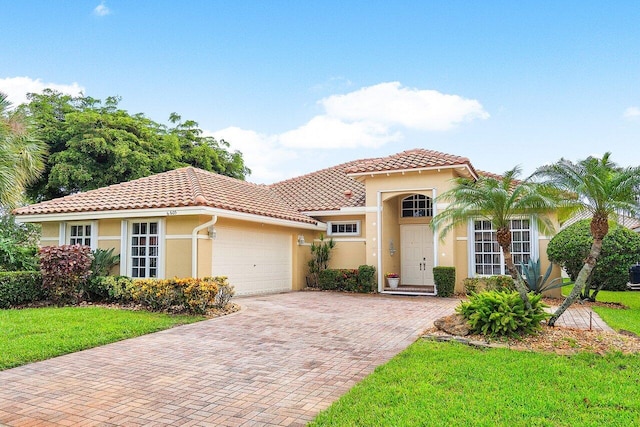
<box><xmin>130</xmin><ymin>221</ymin><xmax>159</xmax><ymax>278</ymax></box>
<box><xmin>327</xmin><ymin>221</ymin><xmax>360</xmax><ymax>236</ymax></box>
<box><xmin>69</xmin><ymin>224</ymin><xmax>92</xmax><ymax>246</ymax></box>
<box><xmin>472</xmin><ymin>219</ymin><xmax>533</xmax><ymax>275</ymax></box>
<box><xmin>401</xmin><ymin>195</ymin><xmax>433</xmax><ymax>218</ymax></box>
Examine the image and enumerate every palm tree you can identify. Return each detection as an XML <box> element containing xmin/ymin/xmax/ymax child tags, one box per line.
<box><xmin>534</xmin><ymin>153</ymin><xmax>640</xmax><ymax>326</ymax></box>
<box><xmin>432</xmin><ymin>166</ymin><xmax>559</xmax><ymax>309</ymax></box>
<box><xmin>0</xmin><ymin>92</ymin><xmax>46</xmax><ymax>208</ymax></box>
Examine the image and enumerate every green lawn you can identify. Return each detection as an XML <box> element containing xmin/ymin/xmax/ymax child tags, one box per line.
<box><xmin>561</xmin><ymin>285</ymin><xmax>640</xmax><ymax>335</ymax></box>
<box><xmin>591</xmin><ymin>290</ymin><xmax>640</xmax><ymax>335</ymax></box>
<box><xmin>310</xmin><ymin>340</ymin><xmax>640</xmax><ymax>427</ymax></box>
<box><xmin>0</xmin><ymin>306</ymin><xmax>203</xmax><ymax>370</ymax></box>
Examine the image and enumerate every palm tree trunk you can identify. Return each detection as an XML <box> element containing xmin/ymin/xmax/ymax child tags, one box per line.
<box><xmin>502</xmin><ymin>246</ymin><xmax>532</xmax><ymax>310</ymax></box>
<box><xmin>547</xmin><ymin>238</ymin><xmax>603</xmax><ymax>326</ymax></box>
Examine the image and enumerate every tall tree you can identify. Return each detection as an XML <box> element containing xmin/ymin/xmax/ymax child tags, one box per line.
<box><xmin>534</xmin><ymin>153</ymin><xmax>640</xmax><ymax>326</ymax></box>
<box><xmin>431</xmin><ymin>167</ymin><xmax>559</xmax><ymax>309</ymax></box>
<box><xmin>0</xmin><ymin>92</ymin><xmax>46</xmax><ymax>208</ymax></box>
<box><xmin>19</xmin><ymin>91</ymin><xmax>250</xmax><ymax>201</ymax></box>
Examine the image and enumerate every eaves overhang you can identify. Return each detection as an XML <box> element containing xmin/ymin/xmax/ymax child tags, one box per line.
<box><xmin>15</xmin><ymin>206</ymin><xmax>326</xmax><ymax>231</ymax></box>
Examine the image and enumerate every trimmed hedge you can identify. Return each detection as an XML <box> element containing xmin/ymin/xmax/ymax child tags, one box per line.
<box><xmin>317</xmin><ymin>265</ymin><xmax>376</xmax><ymax>293</ymax></box>
<box><xmin>130</xmin><ymin>276</ymin><xmax>234</xmax><ymax>314</ymax></box>
<box><xmin>548</xmin><ymin>219</ymin><xmax>640</xmax><ymax>291</ymax></box>
<box><xmin>433</xmin><ymin>267</ymin><xmax>456</xmax><ymax>297</ymax></box>
<box><xmin>0</xmin><ymin>271</ymin><xmax>45</xmax><ymax>308</ymax></box>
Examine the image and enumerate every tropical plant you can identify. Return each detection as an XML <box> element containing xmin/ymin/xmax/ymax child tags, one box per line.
<box><xmin>39</xmin><ymin>244</ymin><xmax>93</xmax><ymax>305</ymax></box>
<box><xmin>432</xmin><ymin>166</ymin><xmax>559</xmax><ymax>309</ymax></box>
<box><xmin>90</xmin><ymin>248</ymin><xmax>120</xmax><ymax>277</ymax></box>
<box><xmin>534</xmin><ymin>153</ymin><xmax>640</xmax><ymax>325</ymax></box>
<box><xmin>0</xmin><ymin>92</ymin><xmax>46</xmax><ymax>208</ymax></box>
<box><xmin>547</xmin><ymin>219</ymin><xmax>640</xmax><ymax>298</ymax></box>
<box><xmin>307</xmin><ymin>234</ymin><xmax>336</xmax><ymax>287</ymax></box>
<box><xmin>457</xmin><ymin>290</ymin><xmax>549</xmax><ymax>337</ymax></box>
<box><xmin>520</xmin><ymin>258</ymin><xmax>564</xmax><ymax>294</ymax></box>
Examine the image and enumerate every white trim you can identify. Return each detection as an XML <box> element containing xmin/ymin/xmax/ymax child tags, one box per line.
<box><xmin>328</xmin><ymin>237</ymin><xmax>366</xmax><ymax>242</ymax></box>
<box><xmin>40</xmin><ymin>237</ymin><xmax>59</xmax><ymax>242</ymax></box>
<box><xmin>90</xmin><ymin>220</ymin><xmax>98</xmax><ymax>251</ymax></box>
<box><xmin>377</xmin><ymin>190</ymin><xmax>383</xmax><ymax>292</ymax></box>
<box><xmin>15</xmin><ymin>206</ymin><xmax>326</xmax><ymax>231</ymax></box>
<box><xmin>456</xmin><ymin>237</ymin><xmax>468</xmax><ymax>241</ymax></box>
<box><xmin>191</xmin><ymin>216</ymin><xmax>217</xmax><ymax>278</ymax></box>
<box><xmin>165</xmin><ymin>234</ymin><xmax>196</xmax><ymax>240</ymax></box>
<box><xmin>467</xmin><ymin>216</ymin><xmax>539</xmax><ymax>277</ymax></box>
<box><xmin>58</xmin><ymin>223</ymin><xmax>66</xmax><ymax>246</ymax></box>
<box><xmin>127</xmin><ymin>219</ymin><xmax>165</xmax><ymax>279</ymax></box>
<box><xmin>120</xmin><ymin>220</ymin><xmax>128</xmax><ymax>276</ymax></box>
<box><xmin>65</xmin><ymin>221</ymin><xmax>96</xmax><ymax>249</ymax></box>
<box><xmin>432</xmin><ymin>188</ymin><xmax>438</xmax><ymax>268</ymax></box>
<box><xmin>98</xmin><ymin>235</ymin><xmax>120</xmax><ymax>241</ymax></box>
<box><xmin>327</xmin><ymin>220</ymin><xmax>361</xmax><ymax>236</ymax></box>
<box><xmin>348</xmin><ymin>164</ymin><xmax>478</xmax><ymax>180</ymax></box>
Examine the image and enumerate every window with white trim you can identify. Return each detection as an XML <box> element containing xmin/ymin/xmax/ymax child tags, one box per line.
<box><xmin>69</xmin><ymin>224</ymin><xmax>92</xmax><ymax>246</ymax></box>
<box><xmin>401</xmin><ymin>194</ymin><xmax>433</xmax><ymax>218</ymax></box>
<box><xmin>472</xmin><ymin>218</ymin><xmax>533</xmax><ymax>275</ymax></box>
<box><xmin>327</xmin><ymin>221</ymin><xmax>360</xmax><ymax>236</ymax></box>
<box><xmin>130</xmin><ymin>221</ymin><xmax>159</xmax><ymax>278</ymax></box>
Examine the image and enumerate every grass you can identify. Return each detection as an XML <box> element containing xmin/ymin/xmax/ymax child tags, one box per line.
<box><xmin>561</xmin><ymin>284</ymin><xmax>640</xmax><ymax>335</ymax></box>
<box><xmin>310</xmin><ymin>340</ymin><xmax>640</xmax><ymax>426</ymax></box>
<box><xmin>0</xmin><ymin>306</ymin><xmax>203</xmax><ymax>370</ymax></box>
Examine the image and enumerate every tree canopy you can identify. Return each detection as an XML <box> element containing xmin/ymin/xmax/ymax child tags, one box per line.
<box><xmin>0</xmin><ymin>92</ymin><xmax>46</xmax><ymax>208</ymax></box>
<box><xmin>534</xmin><ymin>153</ymin><xmax>640</xmax><ymax>325</ymax></box>
<box><xmin>19</xmin><ymin>90</ymin><xmax>250</xmax><ymax>202</ymax></box>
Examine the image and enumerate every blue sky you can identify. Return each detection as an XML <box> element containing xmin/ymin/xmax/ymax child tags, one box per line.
<box><xmin>2</xmin><ymin>1</ymin><xmax>639</xmax><ymax>183</ymax></box>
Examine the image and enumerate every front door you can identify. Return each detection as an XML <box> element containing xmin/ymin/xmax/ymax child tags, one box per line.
<box><xmin>400</xmin><ymin>224</ymin><xmax>434</xmax><ymax>286</ymax></box>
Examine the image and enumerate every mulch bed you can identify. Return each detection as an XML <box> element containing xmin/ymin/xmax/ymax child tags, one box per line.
<box><xmin>423</xmin><ymin>325</ymin><xmax>640</xmax><ymax>356</ymax></box>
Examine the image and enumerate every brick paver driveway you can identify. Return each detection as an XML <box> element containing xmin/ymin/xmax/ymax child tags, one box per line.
<box><xmin>0</xmin><ymin>292</ymin><xmax>459</xmax><ymax>426</ymax></box>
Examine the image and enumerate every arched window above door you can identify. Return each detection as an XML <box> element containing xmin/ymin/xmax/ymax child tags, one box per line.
<box><xmin>401</xmin><ymin>194</ymin><xmax>433</xmax><ymax>218</ymax></box>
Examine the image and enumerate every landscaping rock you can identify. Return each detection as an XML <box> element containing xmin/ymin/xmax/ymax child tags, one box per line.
<box><xmin>434</xmin><ymin>314</ymin><xmax>470</xmax><ymax>336</ymax></box>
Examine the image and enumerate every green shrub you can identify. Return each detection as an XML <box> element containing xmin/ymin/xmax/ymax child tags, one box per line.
<box><xmin>128</xmin><ymin>277</ymin><xmax>233</xmax><ymax>313</ymax></box>
<box><xmin>88</xmin><ymin>276</ymin><xmax>135</xmax><ymax>303</ymax></box>
<box><xmin>90</xmin><ymin>248</ymin><xmax>120</xmax><ymax>277</ymax></box>
<box><xmin>548</xmin><ymin>220</ymin><xmax>640</xmax><ymax>292</ymax></box>
<box><xmin>39</xmin><ymin>245</ymin><xmax>93</xmax><ymax>305</ymax></box>
<box><xmin>462</xmin><ymin>275</ymin><xmax>515</xmax><ymax>295</ymax></box>
<box><xmin>433</xmin><ymin>267</ymin><xmax>456</xmax><ymax>297</ymax></box>
<box><xmin>0</xmin><ymin>271</ymin><xmax>45</xmax><ymax>308</ymax></box>
<box><xmin>357</xmin><ymin>265</ymin><xmax>376</xmax><ymax>293</ymax></box>
<box><xmin>457</xmin><ymin>290</ymin><xmax>550</xmax><ymax>337</ymax></box>
<box><xmin>318</xmin><ymin>265</ymin><xmax>376</xmax><ymax>293</ymax></box>
<box><xmin>0</xmin><ymin>212</ymin><xmax>40</xmax><ymax>272</ymax></box>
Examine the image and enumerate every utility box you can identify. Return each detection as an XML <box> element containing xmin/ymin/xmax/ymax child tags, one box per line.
<box><xmin>630</xmin><ymin>264</ymin><xmax>640</xmax><ymax>285</ymax></box>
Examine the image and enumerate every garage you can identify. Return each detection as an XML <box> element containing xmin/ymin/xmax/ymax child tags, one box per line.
<box><xmin>212</xmin><ymin>226</ymin><xmax>292</xmax><ymax>296</ymax></box>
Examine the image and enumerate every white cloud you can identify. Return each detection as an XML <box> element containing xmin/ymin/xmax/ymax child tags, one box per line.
<box><xmin>208</xmin><ymin>127</ymin><xmax>300</xmax><ymax>183</ymax></box>
<box><xmin>94</xmin><ymin>2</ymin><xmax>111</xmax><ymax>16</ymax></box>
<box><xmin>623</xmin><ymin>106</ymin><xmax>640</xmax><ymax>120</ymax></box>
<box><xmin>321</xmin><ymin>81</ymin><xmax>489</xmax><ymax>131</ymax></box>
<box><xmin>210</xmin><ymin>82</ymin><xmax>489</xmax><ymax>182</ymax></box>
<box><xmin>279</xmin><ymin>115</ymin><xmax>402</xmax><ymax>149</ymax></box>
<box><xmin>0</xmin><ymin>76</ymin><xmax>85</xmax><ymax>107</ymax></box>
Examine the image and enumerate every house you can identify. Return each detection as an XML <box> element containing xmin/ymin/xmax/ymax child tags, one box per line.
<box><xmin>13</xmin><ymin>149</ymin><xmax>560</xmax><ymax>296</ymax></box>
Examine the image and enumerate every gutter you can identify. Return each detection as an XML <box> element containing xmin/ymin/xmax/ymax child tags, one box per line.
<box><xmin>192</xmin><ymin>215</ymin><xmax>217</xmax><ymax>277</ymax></box>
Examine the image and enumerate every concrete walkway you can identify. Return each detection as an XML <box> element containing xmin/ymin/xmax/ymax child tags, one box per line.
<box><xmin>0</xmin><ymin>292</ymin><xmax>612</xmax><ymax>426</ymax></box>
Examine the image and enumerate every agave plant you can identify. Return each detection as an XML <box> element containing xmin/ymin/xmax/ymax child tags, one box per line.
<box><xmin>520</xmin><ymin>258</ymin><xmax>564</xmax><ymax>294</ymax></box>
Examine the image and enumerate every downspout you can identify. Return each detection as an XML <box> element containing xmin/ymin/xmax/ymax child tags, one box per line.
<box><xmin>191</xmin><ymin>216</ymin><xmax>217</xmax><ymax>278</ymax></box>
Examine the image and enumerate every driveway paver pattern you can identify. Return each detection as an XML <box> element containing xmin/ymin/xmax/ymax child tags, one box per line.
<box><xmin>0</xmin><ymin>292</ymin><xmax>459</xmax><ymax>426</ymax></box>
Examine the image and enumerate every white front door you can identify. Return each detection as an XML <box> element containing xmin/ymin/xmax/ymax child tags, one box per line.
<box><xmin>400</xmin><ymin>224</ymin><xmax>434</xmax><ymax>286</ymax></box>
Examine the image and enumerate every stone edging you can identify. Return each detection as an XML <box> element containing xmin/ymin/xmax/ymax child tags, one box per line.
<box><xmin>422</xmin><ymin>334</ymin><xmax>508</xmax><ymax>349</ymax></box>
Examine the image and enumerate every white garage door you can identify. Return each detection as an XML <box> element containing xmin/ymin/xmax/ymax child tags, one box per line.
<box><xmin>212</xmin><ymin>227</ymin><xmax>292</xmax><ymax>296</ymax></box>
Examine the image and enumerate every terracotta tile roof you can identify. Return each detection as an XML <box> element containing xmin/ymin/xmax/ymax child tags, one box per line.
<box><xmin>13</xmin><ymin>167</ymin><xmax>318</xmax><ymax>225</ymax></box>
<box><xmin>270</xmin><ymin>160</ymin><xmax>366</xmax><ymax>212</ymax></box>
<box><xmin>271</xmin><ymin>148</ymin><xmax>478</xmax><ymax>212</ymax></box>
<box><xmin>344</xmin><ymin>148</ymin><xmax>476</xmax><ymax>175</ymax></box>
